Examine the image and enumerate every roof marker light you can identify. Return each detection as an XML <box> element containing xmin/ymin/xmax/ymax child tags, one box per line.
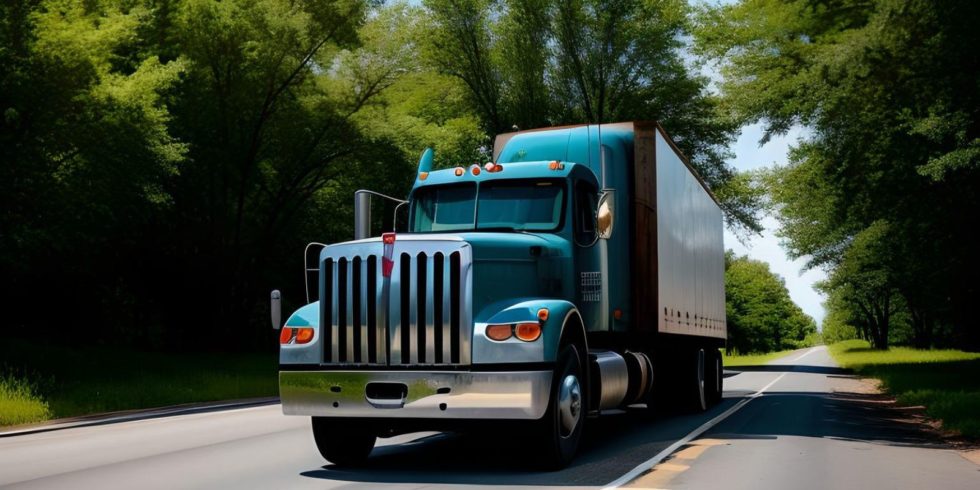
<box><xmin>419</xmin><ymin>172</ymin><xmax>428</xmax><ymax>181</ymax></box>
<box><xmin>454</xmin><ymin>167</ymin><xmax>464</xmax><ymax>176</ymax></box>
<box><xmin>471</xmin><ymin>164</ymin><xmax>481</xmax><ymax>176</ymax></box>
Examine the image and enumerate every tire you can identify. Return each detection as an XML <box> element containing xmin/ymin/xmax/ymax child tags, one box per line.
<box><xmin>685</xmin><ymin>348</ymin><xmax>708</xmax><ymax>413</ymax></box>
<box><xmin>537</xmin><ymin>344</ymin><xmax>585</xmax><ymax>470</ymax></box>
<box><xmin>707</xmin><ymin>349</ymin><xmax>723</xmax><ymax>406</ymax></box>
<box><xmin>311</xmin><ymin>417</ymin><xmax>377</xmax><ymax>466</ymax></box>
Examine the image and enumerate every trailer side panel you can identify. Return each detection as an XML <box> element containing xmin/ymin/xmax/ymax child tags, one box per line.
<box><xmin>654</xmin><ymin>129</ymin><xmax>727</xmax><ymax>339</ymax></box>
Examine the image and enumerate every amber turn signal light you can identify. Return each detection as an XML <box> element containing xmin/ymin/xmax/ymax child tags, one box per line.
<box><xmin>515</xmin><ymin>323</ymin><xmax>542</xmax><ymax>342</ymax></box>
<box><xmin>295</xmin><ymin>328</ymin><xmax>314</xmax><ymax>344</ymax></box>
<box><xmin>486</xmin><ymin>324</ymin><xmax>513</xmax><ymax>341</ymax></box>
<box><xmin>280</xmin><ymin>326</ymin><xmax>314</xmax><ymax>344</ymax></box>
<box><xmin>537</xmin><ymin>308</ymin><xmax>549</xmax><ymax>322</ymax></box>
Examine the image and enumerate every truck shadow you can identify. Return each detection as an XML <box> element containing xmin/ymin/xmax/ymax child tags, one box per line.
<box><xmin>300</xmin><ymin>364</ymin><xmax>956</xmax><ymax>487</ymax></box>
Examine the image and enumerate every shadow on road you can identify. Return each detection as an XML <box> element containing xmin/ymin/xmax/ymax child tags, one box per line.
<box><xmin>301</xmin><ymin>400</ymin><xmax>742</xmax><ymax>487</ymax></box>
<box><xmin>301</xmin><ymin>368</ymin><xmax>952</xmax><ymax>487</ymax></box>
<box><xmin>708</xmin><ymin>391</ymin><xmax>947</xmax><ymax>449</ymax></box>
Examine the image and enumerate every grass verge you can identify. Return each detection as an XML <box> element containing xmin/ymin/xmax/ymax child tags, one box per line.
<box><xmin>0</xmin><ymin>339</ymin><xmax>277</xmax><ymax>428</ymax></box>
<box><xmin>0</xmin><ymin>373</ymin><xmax>51</xmax><ymax>426</ymax></box>
<box><xmin>829</xmin><ymin>339</ymin><xmax>980</xmax><ymax>438</ymax></box>
<box><xmin>722</xmin><ymin>348</ymin><xmax>796</xmax><ymax>367</ymax></box>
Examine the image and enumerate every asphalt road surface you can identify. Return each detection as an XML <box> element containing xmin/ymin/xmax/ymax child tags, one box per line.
<box><xmin>1</xmin><ymin>346</ymin><xmax>977</xmax><ymax>489</ymax></box>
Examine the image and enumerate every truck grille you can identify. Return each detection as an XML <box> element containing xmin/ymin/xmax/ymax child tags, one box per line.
<box><xmin>320</xmin><ymin>239</ymin><xmax>472</xmax><ymax>366</ymax></box>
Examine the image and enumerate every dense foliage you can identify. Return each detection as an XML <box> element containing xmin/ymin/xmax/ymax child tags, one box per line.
<box><xmin>424</xmin><ymin>0</ymin><xmax>763</xmax><ymax>235</ymax></box>
<box><xmin>725</xmin><ymin>252</ymin><xmax>817</xmax><ymax>354</ymax></box>
<box><xmin>696</xmin><ymin>0</ymin><xmax>980</xmax><ymax>349</ymax></box>
<box><xmin>1</xmin><ymin>0</ymin><xmax>764</xmax><ymax>350</ymax></box>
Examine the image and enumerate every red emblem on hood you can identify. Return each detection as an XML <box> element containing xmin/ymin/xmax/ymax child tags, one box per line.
<box><xmin>382</xmin><ymin>233</ymin><xmax>396</xmax><ymax>278</ymax></box>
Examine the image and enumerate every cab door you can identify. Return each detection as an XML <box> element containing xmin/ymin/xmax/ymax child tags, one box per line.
<box><xmin>572</xmin><ymin>178</ymin><xmax>604</xmax><ymax>331</ymax></box>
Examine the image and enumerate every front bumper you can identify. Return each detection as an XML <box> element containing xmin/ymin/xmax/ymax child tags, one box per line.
<box><xmin>279</xmin><ymin>369</ymin><xmax>552</xmax><ymax>419</ymax></box>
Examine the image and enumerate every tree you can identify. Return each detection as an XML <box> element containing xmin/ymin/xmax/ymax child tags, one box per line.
<box><xmin>1</xmin><ymin>0</ymin><xmax>416</xmax><ymax>349</ymax></box>
<box><xmin>725</xmin><ymin>252</ymin><xmax>817</xmax><ymax>354</ymax></box>
<box><xmin>697</xmin><ymin>0</ymin><xmax>980</xmax><ymax>349</ymax></box>
<box><xmin>422</xmin><ymin>0</ymin><xmax>763</xmax><ymax>235</ymax></box>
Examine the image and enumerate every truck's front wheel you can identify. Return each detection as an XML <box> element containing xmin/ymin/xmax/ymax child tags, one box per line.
<box><xmin>537</xmin><ymin>344</ymin><xmax>585</xmax><ymax>469</ymax></box>
<box><xmin>311</xmin><ymin>417</ymin><xmax>377</xmax><ymax>466</ymax></box>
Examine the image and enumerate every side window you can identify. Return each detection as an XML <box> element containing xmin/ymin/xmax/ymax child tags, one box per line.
<box><xmin>574</xmin><ymin>180</ymin><xmax>598</xmax><ymax>245</ymax></box>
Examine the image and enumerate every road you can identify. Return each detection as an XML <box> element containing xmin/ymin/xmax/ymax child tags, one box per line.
<box><xmin>1</xmin><ymin>346</ymin><xmax>977</xmax><ymax>489</ymax></box>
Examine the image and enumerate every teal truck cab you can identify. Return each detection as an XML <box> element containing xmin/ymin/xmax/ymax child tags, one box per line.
<box><xmin>274</xmin><ymin>121</ymin><xmax>727</xmax><ymax>468</ymax></box>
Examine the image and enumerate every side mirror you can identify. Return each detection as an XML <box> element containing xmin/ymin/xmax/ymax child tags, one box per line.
<box><xmin>597</xmin><ymin>191</ymin><xmax>614</xmax><ymax>239</ymax></box>
<box><xmin>270</xmin><ymin>290</ymin><xmax>282</xmax><ymax>330</ymax></box>
<box><xmin>354</xmin><ymin>190</ymin><xmax>372</xmax><ymax>240</ymax></box>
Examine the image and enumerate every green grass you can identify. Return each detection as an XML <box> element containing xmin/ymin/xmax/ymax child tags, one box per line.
<box><xmin>829</xmin><ymin>339</ymin><xmax>980</xmax><ymax>437</ymax></box>
<box><xmin>722</xmin><ymin>348</ymin><xmax>797</xmax><ymax>367</ymax></box>
<box><xmin>0</xmin><ymin>373</ymin><xmax>51</xmax><ymax>426</ymax></box>
<box><xmin>0</xmin><ymin>340</ymin><xmax>278</xmax><ymax>428</ymax></box>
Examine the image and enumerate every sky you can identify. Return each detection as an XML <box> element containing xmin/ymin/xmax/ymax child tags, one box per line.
<box><xmin>721</xmin><ymin>124</ymin><xmax>827</xmax><ymax>326</ymax></box>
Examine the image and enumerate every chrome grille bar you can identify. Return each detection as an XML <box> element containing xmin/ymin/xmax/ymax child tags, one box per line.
<box><xmin>319</xmin><ymin>238</ymin><xmax>472</xmax><ymax>367</ymax></box>
<box><xmin>408</xmin><ymin>253</ymin><xmax>419</xmax><ymax>364</ymax></box>
<box><xmin>424</xmin><ymin>255</ymin><xmax>436</xmax><ymax>364</ymax></box>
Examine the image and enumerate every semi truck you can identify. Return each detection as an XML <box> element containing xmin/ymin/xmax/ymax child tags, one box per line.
<box><xmin>273</xmin><ymin>121</ymin><xmax>727</xmax><ymax>468</ymax></box>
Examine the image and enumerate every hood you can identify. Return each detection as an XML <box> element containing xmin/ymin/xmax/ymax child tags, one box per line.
<box><xmin>452</xmin><ymin>232</ymin><xmax>569</xmax><ymax>319</ymax></box>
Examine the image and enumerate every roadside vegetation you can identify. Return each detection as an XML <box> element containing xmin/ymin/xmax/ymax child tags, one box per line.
<box><xmin>721</xmin><ymin>349</ymin><xmax>796</xmax><ymax>367</ymax></box>
<box><xmin>829</xmin><ymin>340</ymin><xmax>980</xmax><ymax>438</ymax></box>
<box><xmin>696</xmin><ymin>0</ymin><xmax>980</xmax><ymax>351</ymax></box>
<box><xmin>0</xmin><ymin>372</ymin><xmax>51</xmax><ymax>427</ymax></box>
<box><xmin>0</xmin><ymin>340</ymin><xmax>276</xmax><ymax>428</ymax></box>
<box><xmin>725</xmin><ymin>252</ymin><xmax>819</xmax><ymax>354</ymax></box>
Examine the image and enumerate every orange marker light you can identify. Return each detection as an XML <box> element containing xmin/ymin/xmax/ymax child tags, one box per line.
<box><xmin>295</xmin><ymin>328</ymin><xmax>315</xmax><ymax>344</ymax></box>
<box><xmin>471</xmin><ymin>164</ymin><xmax>481</xmax><ymax>176</ymax></box>
<box><xmin>515</xmin><ymin>323</ymin><xmax>542</xmax><ymax>342</ymax></box>
<box><xmin>419</xmin><ymin>172</ymin><xmax>428</xmax><ymax>181</ymax></box>
<box><xmin>454</xmin><ymin>167</ymin><xmax>465</xmax><ymax>176</ymax></box>
<box><xmin>279</xmin><ymin>327</ymin><xmax>294</xmax><ymax>344</ymax></box>
<box><xmin>537</xmin><ymin>308</ymin><xmax>549</xmax><ymax>322</ymax></box>
<box><xmin>549</xmin><ymin>161</ymin><xmax>559</xmax><ymax>170</ymax></box>
<box><xmin>613</xmin><ymin>309</ymin><xmax>623</xmax><ymax>320</ymax></box>
<box><xmin>494</xmin><ymin>164</ymin><xmax>503</xmax><ymax>172</ymax></box>
<box><xmin>486</xmin><ymin>324</ymin><xmax>512</xmax><ymax>341</ymax></box>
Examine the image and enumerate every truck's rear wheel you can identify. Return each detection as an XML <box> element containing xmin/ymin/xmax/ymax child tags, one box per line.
<box><xmin>537</xmin><ymin>344</ymin><xmax>585</xmax><ymax>470</ymax></box>
<box><xmin>707</xmin><ymin>350</ymin><xmax>723</xmax><ymax>405</ymax></box>
<box><xmin>685</xmin><ymin>348</ymin><xmax>708</xmax><ymax>412</ymax></box>
<box><xmin>311</xmin><ymin>417</ymin><xmax>376</xmax><ymax>466</ymax></box>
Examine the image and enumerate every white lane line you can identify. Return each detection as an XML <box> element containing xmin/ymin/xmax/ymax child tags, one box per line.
<box><xmin>789</xmin><ymin>346</ymin><xmax>821</xmax><ymax>363</ymax></box>
<box><xmin>602</xmin><ymin>372</ymin><xmax>788</xmax><ymax>489</ymax></box>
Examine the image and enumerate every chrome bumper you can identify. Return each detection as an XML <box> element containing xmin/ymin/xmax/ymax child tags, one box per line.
<box><xmin>279</xmin><ymin>369</ymin><xmax>552</xmax><ymax>419</ymax></box>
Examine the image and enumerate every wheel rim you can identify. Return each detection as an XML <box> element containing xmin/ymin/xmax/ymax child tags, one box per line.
<box><xmin>558</xmin><ymin>374</ymin><xmax>582</xmax><ymax>437</ymax></box>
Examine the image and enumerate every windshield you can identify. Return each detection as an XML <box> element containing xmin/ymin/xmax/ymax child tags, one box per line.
<box><xmin>410</xmin><ymin>179</ymin><xmax>565</xmax><ymax>232</ymax></box>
